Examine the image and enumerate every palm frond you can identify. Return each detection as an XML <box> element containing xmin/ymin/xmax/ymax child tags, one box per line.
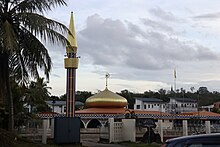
<box><xmin>10</xmin><ymin>0</ymin><xmax>67</xmax><ymax>14</ymax></box>
<box><xmin>16</xmin><ymin>12</ymin><xmax>69</xmax><ymax>45</ymax></box>
<box><xmin>18</xmin><ymin>26</ymin><xmax>52</xmax><ymax>80</ymax></box>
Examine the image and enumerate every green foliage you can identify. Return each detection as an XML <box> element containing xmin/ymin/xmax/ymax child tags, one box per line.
<box><xmin>116</xmin><ymin>87</ymin><xmax>220</xmax><ymax>107</ymax></box>
<box><xmin>0</xmin><ymin>0</ymin><xmax>69</xmax><ymax>130</ymax></box>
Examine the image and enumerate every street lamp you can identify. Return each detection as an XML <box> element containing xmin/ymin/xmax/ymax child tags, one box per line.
<box><xmin>52</xmin><ymin>100</ymin><xmax>56</xmax><ymax>116</ymax></box>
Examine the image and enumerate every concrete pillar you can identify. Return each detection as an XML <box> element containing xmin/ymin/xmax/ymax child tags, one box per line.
<box><xmin>42</xmin><ymin>119</ymin><xmax>48</xmax><ymax>144</ymax></box>
<box><xmin>158</xmin><ymin>119</ymin><xmax>163</xmax><ymax>142</ymax></box>
<box><xmin>108</xmin><ymin>118</ymin><xmax>114</xmax><ymax>143</ymax></box>
<box><xmin>51</xmin><ymin>118</ymin><xmax>54</xmax><ymax>138</ymax></box>
<box><xmin>205</xmin><ymin>120</ymin><xmax>211</xmax><ymax>134</ymax></box>
<box><xmin>122</xmin><ymin>119</ymin><xmax>136</xmax><ymax>142</ymax></box>
<box><xmin>183</xmin><ymin>120</ymin><xmax>188</xmax><ymax>136</ymax></box>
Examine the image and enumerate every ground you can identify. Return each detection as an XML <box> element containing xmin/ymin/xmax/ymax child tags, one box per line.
<box><xmin>0</xmin><ymin>129</ymin><xmax>162</xmax><ymax>147</ymax></box>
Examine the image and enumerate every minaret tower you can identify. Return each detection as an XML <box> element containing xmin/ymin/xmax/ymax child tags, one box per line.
<box><xmin>64</xmin><ymin>12</ymin><xmax>78</xmax><ymax>117</ymax></box>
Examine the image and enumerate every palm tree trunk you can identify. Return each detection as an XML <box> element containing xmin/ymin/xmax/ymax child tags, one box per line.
<box><xmin>0</xmin><ymin>52</ymin><xmax>14</xmax><ymax>131</ymax></box>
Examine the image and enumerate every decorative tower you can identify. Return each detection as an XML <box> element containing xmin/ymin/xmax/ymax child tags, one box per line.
<box><xmin>64</xmin><ymin>12</ymin><xmax>78</xmax><ymax>117</ymax></box>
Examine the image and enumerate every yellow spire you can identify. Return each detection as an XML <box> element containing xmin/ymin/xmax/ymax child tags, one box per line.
<box><xmin>66</xmin><ymin>12</ymin><xmax>77</xmax><ymax>53</ymax></box>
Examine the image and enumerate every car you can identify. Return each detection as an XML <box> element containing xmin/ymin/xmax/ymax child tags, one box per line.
<box><xmin>161</xmin><ymin>133</ymin><xmax>220</xmax><ymax>147</ymax></box>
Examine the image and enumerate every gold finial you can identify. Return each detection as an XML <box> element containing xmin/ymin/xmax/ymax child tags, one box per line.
<box><xmin>66</xmin><ymin>12</ymin><xmax>77</xmax><ymax>53</ymax></box>
<box><xmin>105</xmin><ymin>73</ymin><xmax>110</xmax><ymax>88</ymax></box>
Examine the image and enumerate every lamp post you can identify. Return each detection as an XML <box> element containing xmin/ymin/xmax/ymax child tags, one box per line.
<box><xmin>52</xmin><ymin>100</ymin><xmax>56</xmax><ymax>116</ymax></box>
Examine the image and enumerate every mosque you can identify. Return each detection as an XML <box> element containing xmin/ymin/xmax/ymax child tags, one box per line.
<box><xmin>75</xmin><ymin>85</ymin><xmax>171</xmax><ymax>128</ymax></box>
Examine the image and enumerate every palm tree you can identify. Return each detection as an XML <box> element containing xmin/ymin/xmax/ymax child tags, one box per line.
<box><xmin>25</xmin><ymin>77</ymin><xmax>51</xmax><ymax>112</ymax></box>
<box><xmin>0</xmin><ymin>0</ymin><xmax>70</xmax><ymax>130</ymax></box>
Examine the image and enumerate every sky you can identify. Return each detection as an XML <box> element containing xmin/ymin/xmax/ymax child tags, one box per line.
<box><xmin>44</xmin><ymin>0</ymin><xmax>220</xmax><ymax>96</ymax></box>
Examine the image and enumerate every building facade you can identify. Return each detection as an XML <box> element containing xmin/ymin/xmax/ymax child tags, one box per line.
<box><xmin>134</xmin><ymin>98</ymin><xmax>166</xmax><ymax>112</ymax></box>
<box><xmin>134</xmin><ymin>97</ymin><xmax>198</xmax><ymax>114</ymax></box>
<box><xmin>166</xmin><ymin>97</ymin><xmax>198</xmax><ymax>114</ymax></box>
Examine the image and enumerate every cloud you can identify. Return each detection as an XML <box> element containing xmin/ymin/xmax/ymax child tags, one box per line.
<box><xmin>141</xmin><ymin>18</ymin><xmax>174</xmax><ymax>33</ymax></box>
<box><xmin>78</xmin><ymin>14</ymin><xmax>220</xmax><ymax>72</ymax></box>
<box><xmin>194</xmin><ymin>12</ymin><xmax>220</xmax><ymax>20</ymax></box>
<box><xmin>149</xmin><ymin>7</ymin><xmax>182</xmax><ymax>22</ymax></box>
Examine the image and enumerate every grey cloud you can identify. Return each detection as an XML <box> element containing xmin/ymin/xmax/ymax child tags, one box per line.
<box><xmin>141</xmin><ymin>18</ymin><xmax>174</xmax><ymax>33</ymax></box>
<box><xmin>52</xmin><ymin>74</ymin><xmax>61</xmax><ymax>78</ymax></box>
<box><xmin>198</xmin><ymin>80</ymin><xmax>220</xmax><ymax>92</ymax></box>
<box><xmin>149</xmin><ymin>7</ymin><xmax>181</xmax><ymax>22</ymax></box>
<box><xmin>194</xmin><ymin>12</ymin><xmax>220</xmax><ymax>20</ymax></box>
<box><xmin>78</xmin><ymin>14</ymin><xmax>220</xmax><ymax>71</ymax></box>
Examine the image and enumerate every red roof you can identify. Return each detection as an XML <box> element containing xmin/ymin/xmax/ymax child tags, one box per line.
<box><xmin>180</xmin><ymin>111</ymin><xmax>220</xmax><ymax>116</ymax></box>
<box><xmin>76</xmin><ymin>108</ymin><xmax>169</xmax><ymax>116</ymax></box>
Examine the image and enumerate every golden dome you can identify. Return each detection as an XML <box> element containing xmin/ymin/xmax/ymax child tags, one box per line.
<box><xmin>85</xmin><ymin>88</ymin><xmax>128</xmax><ymax>108</ymax></box>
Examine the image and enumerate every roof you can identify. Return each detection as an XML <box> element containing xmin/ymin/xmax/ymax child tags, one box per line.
<box><xmin>76</xmin><ymin>107</ymin><xmax>170</xmax><ymax>116</ymax></box>
<box><xmin>135</xmin><ymin>97</ymin><xmax>164</xmax><ymax>103</ymax></box>
<box><xmin>214</xmin><ymin>101</ymin><xmax>220</xmax><ymax>104</ymax></box>
<box><xmin>180</xmin><ymin>111</ymin><xmax>220</xmax><ymax>117</ymax></box>
<box><xmin>76</xmin><ymin>108</ymin><xmax>128</xmax><ymax>114</ymax></box>
<box><xmin>45</xmin><ymin>101</ymin><xmax>84</xmax><ymax>106</ymax></box>
<box><xmin>85</xmin><ymin>88</ymin><xmax>127</xmax><ymax>108</ymax></box>
<box><xmin>169</xmin><ymin>97</ymin><xmax>197</xmax><ymax>103</ymax></box>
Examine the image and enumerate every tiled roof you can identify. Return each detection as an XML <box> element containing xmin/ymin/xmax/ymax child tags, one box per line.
<box><xmin>45</xmin><ymin>100</ymin><xmax>84</xmax><ymax>106</ymax></box>
<box><xmin>76</xmin><ymin>107</ymin><xmax>170</xmax><ymax>116</ymax></box>
<box><xmin>169</xmin><ymin>97</ymin><xmax>197</xmax><ymax>103</ymax></box>
<box><xmin>180</xmin><ymin>111</ymin><xmax>220</xmax><ymax>116</ymax></box>
<box><xmin>135</xmin><ymin>97</ymin><xmax>164</xmax><ymax>103</ymax></box>
<box><xmin>76</xmin><ymin>108</ymin><xmax>127</xmax><ymax>114</ymax></box>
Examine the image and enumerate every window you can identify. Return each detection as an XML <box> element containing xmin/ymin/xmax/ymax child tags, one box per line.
<box><xmin>152</xmin><ymin>105</ymin><xmax>153</xmax><ymax>108</ymax></box>
<box><xmin>136</xmin><ymin>105</ymin><xmax>140</xmax><ymax>109</ymax></box>
<box><xmin>144</xmin><ymin>105</ymin><xmax>146</xmax><ymax>109</ymax></box>
<box><xmin>148</xmin><ymin>105</ymin><xmax>150</xmax><ymax>108</ymax></box>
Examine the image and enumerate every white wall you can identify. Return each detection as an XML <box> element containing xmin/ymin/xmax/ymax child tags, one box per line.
<box><xmin>134</xmin><ymin>99</ymin><xmax>166</xmax><ymax>112</ymax></box>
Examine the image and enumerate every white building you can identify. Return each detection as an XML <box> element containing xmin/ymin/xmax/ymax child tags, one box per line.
<box><xmin>166</xmin><ymin>97</ymin><xmax>198</xmax><ymax>114</ymax></box>
<box><xmin>201</xmin><ymin>104</ymin><xmax>214</xmax><ymax>112</ymax></box>
<box><xmin>134</xmin><ymin>98</ymin><xmax>166</xmax><ymax>112</ymax></box>
<box><xmin>45</xmin><ymin>101</ymin><xmax>84</xmax><ymax>114</ymax></box>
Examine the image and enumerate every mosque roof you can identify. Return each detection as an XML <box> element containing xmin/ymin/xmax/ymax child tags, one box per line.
<box><xmin>85</xmin><ymin>88</ymin><xmax>128</xmax><ymax>108</ymax></box>
<box><xmin>76</xmin><ymin>108</ymin><xmax>128</xmax><ymax>114</ymax></box>
<box><xmin>75</xmin><ymin>108</ymin><xmax>171</xmax><ymax>118</ymax></box>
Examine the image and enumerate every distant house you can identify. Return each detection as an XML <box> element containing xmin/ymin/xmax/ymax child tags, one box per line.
<box><xmin>201</xmin><ymin>104</ymin><xmax>214</xmax><ymax>112</ymax></box>
<box><xmin>214</xmin><ymin>101</ymin><xmax>220</xmax><ymax>109</ymax></box>
<box><xmin>134</xmin><ymin>97</ymin><xmax>166</xmax><ymax>112</ymax></box>
<box><xmin>45</xmin><ymin>100</ymin><xmax>84</xmax><ymax>114</ymax></box>
<box><xmin>166</xmin><ymin>97</ymin><xmax>198</xmax><ymax>114</ymax></box>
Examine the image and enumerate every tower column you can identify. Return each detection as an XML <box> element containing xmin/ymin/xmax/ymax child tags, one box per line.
<box><xmin>64</xmin><ymin>12</ymin><xmax>78</xmax><ymax>117</ymax></box>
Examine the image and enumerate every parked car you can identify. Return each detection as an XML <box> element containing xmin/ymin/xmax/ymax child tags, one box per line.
<box><xmin>161</xmin><ymin>133</ymin><xmax>220</xmax><ymax>147</ymax></box>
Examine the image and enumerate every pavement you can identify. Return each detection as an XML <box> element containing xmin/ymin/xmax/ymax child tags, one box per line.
<box><xmin>81</xmin><ymin>134</ymin><xmax>128</xmax><ymax>147</ymax></box>
<box><xmin>82</xmin><ymin>140</ymin><xmax>128</xmax><ymax>147</ymax></box>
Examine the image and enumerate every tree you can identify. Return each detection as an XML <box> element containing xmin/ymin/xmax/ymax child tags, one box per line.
<box><xmin>25</xmin><ymin>77</ymin><xmax>51</xmax><ymax>112</ymax></box>
<box><xmin>118</xmin><ymin>89</ymin><xmax>134</xmax><ymax>109</ymax></box>
<box><xmin>190</xmin><ymin>87</ymin><xmax>195</xmax><ymax>93</ymax></box>
<box><xmin>0</xmin><ymin>0</ymin><xmax>69</xmax><ymax>130</ymax></box>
